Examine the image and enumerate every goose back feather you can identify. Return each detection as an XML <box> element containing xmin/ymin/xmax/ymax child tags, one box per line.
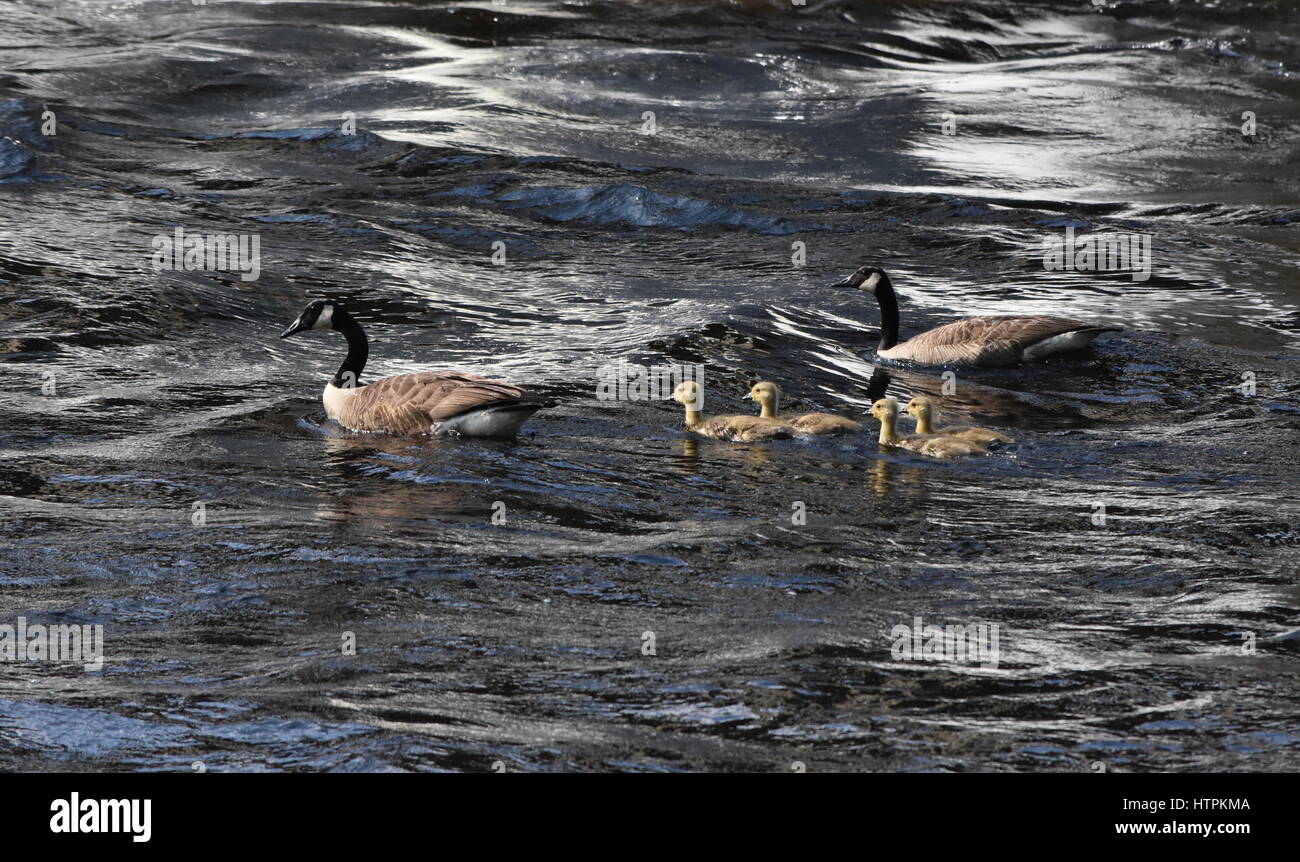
<box><xmin>789</xmin><ymin>413</ymin><xmax>863</xmax><ymax>435</ymax></box>
<box><xmin>325</xmin><ymin>371</ymin><xmax>540</xmax><ymax>436</ymax></box>
<box><xmin>879</xmin><ymin>315</ymin><xmax>1118</xmax><ymax>366</ymax></box>
<box><xmin>693</xmin><ymin>414</ymin><xmax>798</xmax><ymax>443</ymax></box>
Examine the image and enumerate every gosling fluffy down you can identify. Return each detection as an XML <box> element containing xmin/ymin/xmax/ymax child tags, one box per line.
<box><xmin>747</xmin><ymin>381</ymin><xmax>863</xmax><ymax>436</ymax></box>
<box><xmin>870</xmin><ymin>397</ymin><xmax>986</xmax><ymax>459</ymax></box>
<box><xmin>673</xmin><ymin>381</ymin><xmax>797</xmax><ymax>442</ymax></box>
<box><xmin>905</xmin><ymin>395</ymin><xmax>1013</xmax><ymax>448</ymax></box>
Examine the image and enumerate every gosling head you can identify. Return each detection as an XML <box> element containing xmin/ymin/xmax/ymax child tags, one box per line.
<box><xmin>905</xmin><ymin>395</ymin><xmax>933</xmax><ymax>421</ymax></box>
<box><xmin>672</xmin><ymin>380</ymin><xmax>704</xmax><ymax>410</ymax></box>
<box><xmin>281</xmin><ymin>299</ymin><xmax>341</xmax><ymax>338</ymax></box>
<box><xmin>747</xmin><ymin>381</ymin><xmax>781</xmax><ymax>409</ymax></box>
<box><xmin>870</xmin><ymin>397</ymin><xmax>899</xmax><ymax>423</ymax></box>
<box><xmin>830</xmin><ymin>266</ymin><xmax>888</xmax><ymax>293</ymax></box>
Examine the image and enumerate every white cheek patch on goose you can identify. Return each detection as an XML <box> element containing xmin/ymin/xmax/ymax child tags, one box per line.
<box><xmin>312</xmin><ymin>305</ymin><xmax>334</xmax><ymax>329</ymax></box>
<box><xmin>863</xmin><ymin>273</ymin><xmax>881</xmax><ymax>290</ymax></box>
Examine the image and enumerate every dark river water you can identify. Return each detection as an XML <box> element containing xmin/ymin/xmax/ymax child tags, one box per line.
<box><xmin>2</xmin><ymin>0</ymin><xmax>1299</xmax><ymax>772</ymax></box>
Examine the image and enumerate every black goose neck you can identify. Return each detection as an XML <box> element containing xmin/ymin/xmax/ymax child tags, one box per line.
<box><xmin>872</xmin><ymin>274</ymin><xmax>900</xmax><ymax>351</ymax></box>
<box><xmin>331</xmin><ymin>308</ymin><xmax>368</xmax><ymax>387</ymax></box>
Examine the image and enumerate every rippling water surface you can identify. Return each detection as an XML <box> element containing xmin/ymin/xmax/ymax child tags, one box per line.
<box><xmin>2</xmin><ymin>0</ymin><xmax>1299</xmax><ymax>772</ymax></box>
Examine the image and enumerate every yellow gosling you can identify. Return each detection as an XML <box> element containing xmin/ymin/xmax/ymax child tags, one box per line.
<box><xmin>870</xmin><ymin>397</ymin><xmax>986</xmax><ymax>459</ymax></box>
<box><xmin>906</xmin><ymin>395</ymin><xmax>1013</xmax><ymax>447</ymax></box>
<box><xmin>747</xmin><ymin>381</ymin><xmax>863</xmax><ymax>436</ymax></box>
<box><xmin>673</xmin><ymin>381</ymin><xmax>797</xmax><ymax>442</ymax></box>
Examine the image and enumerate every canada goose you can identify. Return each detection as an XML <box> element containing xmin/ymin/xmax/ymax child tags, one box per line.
<box><xmin>280</xmin><ymin>299</ymin><xmax>547</xmax><ymax>437</ymax></box>
<box><xmin>746</xmin><ymin>381</ymin><xmax>863</xmax><ymax>435</ymax></box>
<box><xmin>672</xmin><ymin>380</ymin><xmax>797</xmax><ymax>442</ymax></box>
<box><xmin>830</xmin><ymin>267</ymin><xmax>1121</xmax><ymax>367</ymax></box>
<box><xmin>870</xmin><ymin>397</ymin><xmax>985</xmax><ymax>459</ymax></box>
<box><xmin>905</xmin><ymin>395</ymin><xmax>1013</xmax><ymax>447</ymax></box>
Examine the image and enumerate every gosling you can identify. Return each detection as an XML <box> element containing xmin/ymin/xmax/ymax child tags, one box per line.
<box><xmin>905</xmin><ymin>395</ymin><xmax>1013</xmax><ymax>447</ymax></box>
<box><xmin>870</xmin><ymin>397</ymin><xmax>986</xmax><ymax>459</ymax></box>
<box><xmin>747</xmin><ymin>381</ymin><xmax>863</xmax><ymax>436</ymax></box>
<box><xmin>673</xmin><ymin>381</ymin><xmax>797</xmax><ymax>442</ymax></box>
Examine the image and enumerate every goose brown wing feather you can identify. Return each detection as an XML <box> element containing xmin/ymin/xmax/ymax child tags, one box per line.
<box><xmin>886</xmin><ymin>316</ymin><xmax>1106</xmax><ymax>364</ymax></box>
<box><xmin>343</xmin><ymin>371</ymin><xmax>528</xmax><ymax>432</ymax></box>
<box><xmin>914</xmin><ymin>316</ymin><xmax>1094</xmax><ymax>347</ymax></box>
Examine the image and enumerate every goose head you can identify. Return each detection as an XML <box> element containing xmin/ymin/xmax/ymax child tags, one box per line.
<box><xmin>831</xmin><ymin>266</ymin><xmax>887</xmax><ymax>293</ymax></box>
<box><xmin>281</xmin><ymin>299</ymin><xmax>340</xmax><ymax>338</ymax></box>
<box><xmin>746</xmin><ymin>381</ymin><xmax>781</xmax><ymax>414</ymax></box>
<box><xmin>870</xmin><ymin>397</ymin><xmax>899</xmax><ymax>423</ymax></box>
<box><xmin>672</xmin><ymin>380</ymin><xmax>704</xmax><ymax>409</ymax></box>
<box><xmin>871</xmin><ymin>396</ymin><xmax>901</xmax><ymax>444</ymax></box>
<box><xmin>904</xmin><ymin>395</ymin><xmax>933</xmax><ymax>422</ymax></box>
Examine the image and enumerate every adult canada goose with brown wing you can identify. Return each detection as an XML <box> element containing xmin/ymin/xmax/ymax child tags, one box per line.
<box><xmin>280</xmin><ymin>300</ymin><xmax>547</xmax><ymax>438</ymax></box>
<box><xmin>830</xmin><ymin>267</ymin><xmax>1120</xmax><ymax>367</ymax></box>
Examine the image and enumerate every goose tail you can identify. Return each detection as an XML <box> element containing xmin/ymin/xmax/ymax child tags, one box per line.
<box><xmin>433</xmin><ymin>398</ymin><xmax>551</xmax><ymax>438</ymax></box>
